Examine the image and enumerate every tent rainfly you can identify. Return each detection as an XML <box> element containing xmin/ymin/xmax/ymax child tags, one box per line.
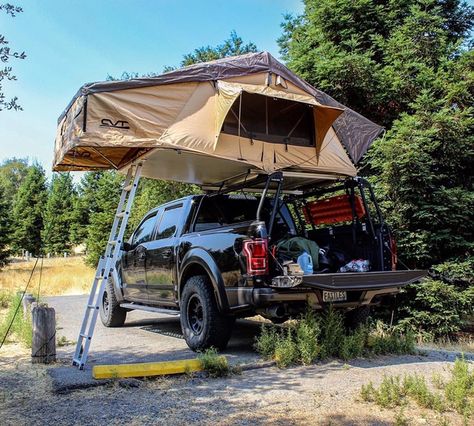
<box><xmin>53</xmin><ymin>52</ymin><xmax>383</xmax><ymax>188</ymax></box>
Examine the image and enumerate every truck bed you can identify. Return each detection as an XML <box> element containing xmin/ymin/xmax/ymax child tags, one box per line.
<box><xmin>300</xmin><ymin>270</ymin><xmax>427</xmax><ymax>291</ymax></box>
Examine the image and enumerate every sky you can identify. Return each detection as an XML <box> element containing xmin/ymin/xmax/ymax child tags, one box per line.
<box><xmin>0</xmin><ymin>0</ymin><xmax>303</xmax><ymax>176</ymax></box>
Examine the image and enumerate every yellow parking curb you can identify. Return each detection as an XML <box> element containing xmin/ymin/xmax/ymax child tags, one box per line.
<box><xmin>92</xmin><ymin>358</ymin><xmax>204</xmax><ymax>379</ymax></box>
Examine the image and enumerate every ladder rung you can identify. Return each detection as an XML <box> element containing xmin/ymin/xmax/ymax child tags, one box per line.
<box><xmin>116</xmin><ymin>211</ymin><xmax>126</xmax><ymax>218</ymax></box>
<box><xmin>79</xmin><ymin>333</ymin><xmax>92</xmax><ymax>340</ymax></box>
<box><xmin>123</xmin><ymin>184</ymin><xmax>133</xmax><ymax>192</ymax></box>
<box><xmin>72</xmin><ymin>358</ymin><xmax>83</xmax><ymax>365</ymax></box>
<box><xmin>87</xmin><ymin>304</ymin><xmax>98</xmax><ymax>310</ymax></box>
<box><xmin>108</xmin><ymin>240</ymin><xmax>118</xmax><ymax>245</ymax></box>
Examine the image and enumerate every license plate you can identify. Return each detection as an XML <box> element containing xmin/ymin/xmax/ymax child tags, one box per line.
<box><xmin>322</xmin><ymin>291</ymin><xmax>347</xmax><ymax>302</ymax></box>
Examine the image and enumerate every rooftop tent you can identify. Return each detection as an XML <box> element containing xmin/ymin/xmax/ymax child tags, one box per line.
<box><xmin>53</xmin><ymin>52</ymin><xmax>383</xmax><ymax>188</ymax></box>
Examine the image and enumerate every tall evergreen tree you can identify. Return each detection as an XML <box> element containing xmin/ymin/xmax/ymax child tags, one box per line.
<box><xmin>279</xmin><ymin>0</ymin><xmax>473</xmax><ymax>127</ymax></box>
<box><xmin>10</xmin><ymin>164</ymin><xmax>47</xmax><ymax>255</ymax></box>
<box><xmin>0</xmin><ymin>184</ymin><xmax>11</xmax><ymax>267</ymax></box>
<box><xmin>42</xmin><ymin>173</ymin><xmax>75</xmax><ymax>255</ymax></box>
<box><xmin>279</xmin><ymin>0</ymin><xmax>473</xmax><ymax>267</ymax></box>
<box><xmin>84</xmin><ymin>171</ymin><xmax>123</xmax><ymax>266</ymax></box>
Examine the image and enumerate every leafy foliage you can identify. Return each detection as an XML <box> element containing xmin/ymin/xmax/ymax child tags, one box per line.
<box><xmin>0</xmin><ymin>157</ymin><xmax>28</xmax><ymax>204</ymax></box>
<box><xmin>280</xmin><ymin>0</ymin><xmax>473</xmax><ymax>337</ymax></box>
<box><xmin>361</xmin><ymin>357</ymin><xmax>473</xmax><ymax>419</ymax></box>
<box><xmin>198</xmin><ymin>347</ymin><xmax>230</xmax><ymax>377</ymax></box>
<box><xmin>0</xmin><ymin>3</ymin><xmax>26</xmax><ymax>111</ymax></box>
<box><xmin>180</xmin><ymin>31</ymin><xmax>257</xmax><ymax>67</ymax></box>
<box><xmin>255</xmin><ymin>309</ymin><xmax>415</xmax><ymax>367</ymax></box>
<box><xmin>394</xmin><ymin>278</ymin><xmax>474</xmax><ymax>338</ymax></box>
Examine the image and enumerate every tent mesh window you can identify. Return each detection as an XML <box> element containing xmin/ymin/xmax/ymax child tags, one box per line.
<box><xmin>222</xmin><ymin>92</ymin><xmax>315</xmax><ymax>147</ymax></box>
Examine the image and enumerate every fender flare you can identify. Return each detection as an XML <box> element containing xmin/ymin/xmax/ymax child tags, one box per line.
<box><xmin>111</xmin><ymin>264</ymin><xmax>125</xmax><ymax>303</ymax></box>
<box><xmin>179</xmin><ymin>248</ymin><xmax>229</xmax><ymax>313</ymax></box>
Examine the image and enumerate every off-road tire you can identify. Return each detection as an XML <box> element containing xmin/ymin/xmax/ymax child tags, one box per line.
<box><xmin>344</xmin><ymin>306</ymin><xmax>371</xmax><ymax>330</ymax></box>
<box><xmin>99</xmin><ymin>277</ymin><xmax>127</xmax><ymax>327</ymax></box>
<box><xmin>180</xmin><ymin>275</ymin><xmax>234</xmax><ymax>351</ymax></box>
<box><xmin>270</xmin><ymin>317</ymin><xmax>289</xmax><ymax>325</ymax></box>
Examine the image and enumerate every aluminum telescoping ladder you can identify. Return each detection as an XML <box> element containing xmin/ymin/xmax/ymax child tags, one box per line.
<box><xmin>73</xmin><ymin>162</ymin><xmax>142</xmax><ymax>369</ymax></box>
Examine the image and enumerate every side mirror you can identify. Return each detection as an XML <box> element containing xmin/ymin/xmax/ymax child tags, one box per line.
<box><xmin>121</xmin><ymin>242</ymin><xmax>132</xmax><ymax>251</ymax></box>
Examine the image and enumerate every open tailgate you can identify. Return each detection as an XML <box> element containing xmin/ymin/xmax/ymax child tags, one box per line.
<box><xmin>300</xmin><ymin>270</ymin><xmax>427</xmax><ymax>291</ymax></box>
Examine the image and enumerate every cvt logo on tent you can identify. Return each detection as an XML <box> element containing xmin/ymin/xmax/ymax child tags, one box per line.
<box><xmin>100</xmin><ymin>118</ymin><xmax>130</xmax><ymax>129</ymax></box>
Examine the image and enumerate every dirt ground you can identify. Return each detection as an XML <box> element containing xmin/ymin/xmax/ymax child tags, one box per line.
<box><xmin>0</xmin><ymin>344</ymin><xmax>471</xmax><ymax>426</ymax></box>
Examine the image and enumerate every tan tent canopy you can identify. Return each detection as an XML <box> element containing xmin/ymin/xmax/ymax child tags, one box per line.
<box><xmin>54</xmin><ymin>52</ymin><xmax>383</xmax><ymax>188</ymax></box>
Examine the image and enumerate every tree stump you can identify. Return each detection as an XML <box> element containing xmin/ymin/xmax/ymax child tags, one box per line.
<box><xmin>31</xmin><ymin>306</ymin><xmax>56</xmax><ymax>364</ymax></box>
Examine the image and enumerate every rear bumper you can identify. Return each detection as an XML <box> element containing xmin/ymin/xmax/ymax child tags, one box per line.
<box><xmin>225</xmin><ymin>269</ymin><xmax>427</xmax><ymax>312</ymax></box>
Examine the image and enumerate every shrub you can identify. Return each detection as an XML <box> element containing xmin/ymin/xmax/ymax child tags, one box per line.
<box><xmin>367</xmin><ymin>321</ymin><xmax>416</xmax><ymax>355</ymax></box>
<box><xmin>274</xmin><ymin>327</ymin><xmax>298</xmax><ymax>368</ymax></box>
<box><xmin>395</xmin><ymin>278</ymin><xmax>473</xmax><ymax>338</ymax></box>
<box><xmin>254</xmin><ymin>308</ymin><xmax>415</xmax><ymax>367</ymax></box>
<box><xmin>198</xmin><ymin>347</ymin><xmax>229</xmax><ymax>378</ymax></box>
<box><xmin>319</xmin><ymin>307</ymin><xmax>345</xmax><ymax>359</ymax></box>
<box><xmin>340</xmin><ymin>326</ymin><xmax>368</xmax><ymax>360</ymax></box>
<box><xmin>0</xmin><ymin>293</ymin><xmax>32</xmax><ymax>347</ymax></box>
<box><xmin>254</xmin><ymin>324</ymin><xmax>278</xmax><ymax>360</ymax></box>
<box><xmin>360</xmin><ymin>357</ymin><xmax>473</xmax><ymax>420</ymax></box>
<box><xmin>296</xmin><ymin>310</ymin><xmax>320</xmax><ymax>365</ymax></box>
<box><xmin>444</xmin><ymin>356</ymin><xmax>474</xmax><ymax>416</ymax></box>
<box><xmin>0</xmin><ymin>291</ymin><xmax>12</xmax><ymax>309</ymax></box>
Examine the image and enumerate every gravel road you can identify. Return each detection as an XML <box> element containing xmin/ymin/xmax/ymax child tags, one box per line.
<box><xmin>1</xmin><ymin>350</ymin><xmax>471</xmax><ymax>425</ymax></box>
<box><xmin>1</xmin><ymin>295</ymin><xmax>472</xmax><ymax>425</ymax></box>
<box><xmin>47</xmin><ymin>295</ymin><xmax>260</xmax><ymax>366</ymax></box>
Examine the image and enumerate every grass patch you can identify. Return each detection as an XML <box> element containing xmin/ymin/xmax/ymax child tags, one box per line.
<box><xmin>360</xmin><ymin>356</ymin><xmax>474</xmax><ymax>420</ymax></box>
<box><xmin>0</xmin><ymin>293</ymin><xmax>32</xmax><ymax>348</ymax></box>
<box><xmin>0</xmin><ymin>291</ymin><xmax>11</xmax><ymax>309</ymax></box>
<box><xmin>198</xmin><ymin>347</ymin><xmax>230</xmax><ymax>378</ymax></box>
<box><xmin>254</xmin><ymin>307</ymin><xmax>415</xmax><ymax>367</ymax></box>
<box><xmin>0</xmin><ymin>256</ymin><xmax>94</xmax><ymax>297</ymax></box>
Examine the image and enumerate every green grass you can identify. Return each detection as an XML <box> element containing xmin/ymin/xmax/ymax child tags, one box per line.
<box><xmin>0</xmin><ymin>292</ymin><xmax>33</xmax><ymax>348</ymax></box>
<box><xmin>0</xmin><ymin>291</ymin><xmax>11</xmax><ymax>309</ymax></box>
<box><xmin>198</xmin><ymin>347</ymin><xmax>230</xmax><ymax>378</ymax></box>
<box><xmin>254</xmin><ymin>307</ymin><xmax>415</xmax><ymax>368</ymax></box>
<box><xmin>360</xmin><ymin>357</ymin><xmax>474</xmax><ymax>421</ymax></box>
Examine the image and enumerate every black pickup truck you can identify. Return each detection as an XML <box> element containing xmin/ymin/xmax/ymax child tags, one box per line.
<box><xmin>100</xmin><ymin>173</ymin><xmax>426</xmax><ymax>351</ymax></box>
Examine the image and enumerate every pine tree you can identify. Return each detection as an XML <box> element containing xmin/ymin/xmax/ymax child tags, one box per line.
<box><xmin>42</xmin><ymin>173</ymin><xmax>75</xmax><ymax>255</ymax></box>
<box><xmin>128</xmin><ymin>179</ymin><xmax>199</xmax><ymax>231</ymax></box>
<box><xmin>0</xmin><ymin>184</ymin><xmax>11</xmax><ymax>267</ymax></box>
<box><xmin>279</xmin><ymin>0</ymin><xmax>473</xmax><ymax>267</ymax></box>
<box><xmin>84</xmin><ymin>171</ymin><xmax>123</xmax><ymax>266</ymax></box>
<box><xmin>10</xmin><ymin>164</ymin><xmax>47</xmax><ymax>255</ymax></box>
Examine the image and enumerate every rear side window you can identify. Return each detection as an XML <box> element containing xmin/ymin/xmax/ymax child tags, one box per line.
<box><xmin>132</xmin><ymin>213</ymin><xmax>157</xmax><ymax>246</ymax></box>
<box><xmin>194</xmin><ymin>196</ymin><xmax>258</xmax><ymax>232</ymax></box>
<box><xmin>155</xmin><ymin>204</ymin><xmax>183</xmax><ymax>240</ymax></box>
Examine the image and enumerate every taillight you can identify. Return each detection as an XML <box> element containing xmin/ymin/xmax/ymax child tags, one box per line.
<box><xmin>242</xmin><ymin>238</ymin><xmax>269</xmax><ymax>276</ymax></box>
<box><xmin>390</xmin><ymin>237</ymin><xmax>397</xmax><ymax>271</ymax></box>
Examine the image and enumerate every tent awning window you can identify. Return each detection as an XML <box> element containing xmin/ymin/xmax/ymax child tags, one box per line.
<box><xmin>221</xmin><ymin>92</ymin><xmax>315</xmax><ymax>147</ymax></box>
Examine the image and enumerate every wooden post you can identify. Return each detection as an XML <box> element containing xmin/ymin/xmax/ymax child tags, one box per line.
<box><xmin>22</xmin><ymin>294</ymin><xmax>36</xmax><ymax>316</ymax></box>
<box><xmin>31</xmin><ymin>306</ymin><xmax>56</xmax><ymax>364</ymax></box>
